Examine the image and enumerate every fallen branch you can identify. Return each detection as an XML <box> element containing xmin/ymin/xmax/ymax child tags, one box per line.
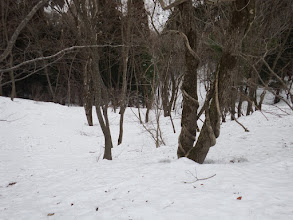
<box><xmin>183</xmin><ymin>168</ymin><xmax>216</xmax><ymax>184</ymax></box>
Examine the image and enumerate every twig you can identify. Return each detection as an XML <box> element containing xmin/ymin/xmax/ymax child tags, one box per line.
<box><xmin>130</xmin><ymin>107</ymin><xmax>165</xmax><ymax>146</ymax></box>
<box><xmin>163</xmin><ymin>202</ymin><xmax>174</xmax><ymax>209</ymax></box>
<box><xmin>272</xmin><ymin>105</ymin><xmax>291</xmax><ymax>115</ymax></box>
<box><xmin>0</xmin><ymin>114</ymin><xmax>27</xmax><ymax>123</ymax></box>
<box><xmin>183</xmin><ymin>168</ymin><xmax>216</xmax><ymax>184</ymax></box>
<box><xmin>169</xmin><ymin>114</ymin><xmax>176</xmax><ymax>133</ymax></box>
<box><xmin>239</xmin><ymin>89</ymin><xmax>269</xmax><ymax>121</ymax></box>
<box><xmin>1</xmin><ymin>44</ymin><xmax>126</xmax><ymax>73</ymax></box>
<box><xmin>96</xmin><ymin>150</ymin><xmax>103</xmax><ymax>163</ymax></box>
<box><xmin>231</xmin><ymin>114</ymin><xmax>249</xmax><ymax>132</ymax></box>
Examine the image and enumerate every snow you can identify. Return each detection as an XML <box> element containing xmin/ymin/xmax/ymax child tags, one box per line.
<box><xmin>1</xmin><ymin>93</ymin><xmax>293</xmax><ymax>219</ymax></box>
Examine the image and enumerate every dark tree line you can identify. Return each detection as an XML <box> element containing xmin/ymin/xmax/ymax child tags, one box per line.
<box><xmin>0</xmin><ymin>0</ymin><xmax>292</xmax><ymax>162</ymax></box>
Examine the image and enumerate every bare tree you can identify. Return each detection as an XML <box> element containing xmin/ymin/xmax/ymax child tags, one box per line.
<box><xmin>118</xmin><ymin>0</ymin><xmax>151</xmax><ymax>144</ymax></box>
<box><xmin>158</xmin><ymin>0</ymin><xmax>256</xmax><ymax>163</ymax></box>
<box><xmin>118</xmin><ymin>0</ymin><xmax>131</xmax><ymax>145</ymax></box>
<box><xmin>69</xmin><ymin>0</ymin><xmax>115</xmax><ymax>159</ymax></box>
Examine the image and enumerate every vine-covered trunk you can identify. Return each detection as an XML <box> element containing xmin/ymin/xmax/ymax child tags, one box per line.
<box><xmin>185</xmin><ymin>0</ymin><xmax>255</xmax><ymax>163</ymax></box>
<box><xmin>177</xmin><ymin>1</ymin><xmax>199</xmax><ymax>158</ymax></box>
<box><xmin>187</xmin><ymin>52</ymin><xmax>236</xmax><ymax>163</ymax></box>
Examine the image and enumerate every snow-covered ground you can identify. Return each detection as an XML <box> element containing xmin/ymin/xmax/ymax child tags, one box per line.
<box><xmin>1</xmin><ymin>93</ymin><xmax>293</xmax><ymax>219</ymax></box>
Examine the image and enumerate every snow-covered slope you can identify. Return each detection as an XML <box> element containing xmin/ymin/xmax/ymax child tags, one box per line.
<box><xmin>1</xmin><ymin>96</ymin><xmax>293</xmax><ymax>219</ymax></box>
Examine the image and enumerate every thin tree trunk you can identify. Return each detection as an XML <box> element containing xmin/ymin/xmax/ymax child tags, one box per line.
<box><xmin>42</xmin><ymin>54</ymin><xmax>56</xmax><ymax>102</ymax></box>
<box><xmin>133</xmin><ymin>61</ymin><xmax>143</xmax><ymax>123</ymax></box>
<box><xmin>0</xmin><ymin>73</ymin><xmax>3</xmax><ymax>96</ymax></box>
<box><xmin>118</xmin><ymin>1</ymin><xmax>131</xmax><ymax>145</ymax></box>
<box><xmin>91</xmin><ymin>50</ymin><xmax>113</xmax><ymax>160</ymax></box>
<box><xmin>9</xmin><ymin>54</ymin><xmax>16</xmax><ymax>100</ymax></box>
<box><xmin>247</xmin><ymin>81</ymin><xmax>256</xmax><ymax>115</ymax></box>
<box><xmin>67</xmin><ymin>53</ymin><xmax>76</xmax><ymax>105</ymax></box>
<box><xmin>230</xmin><ymin>85</ymin><xmax>236</xmax><ymax>120</ymax></box>
<box><xmin>83</xmin><ymin>60</ymin><xmax>93</xmax><ymax>126</ymax></box>
<box><xmin>237</xmin><ymin>86</ymin><xmax>244</xmax><ymax>117</ymax></box>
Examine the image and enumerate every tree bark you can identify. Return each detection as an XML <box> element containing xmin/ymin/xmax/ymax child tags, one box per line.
<box><xmin>187</xmin><ymin>0</ymin><xmax>255</xmax><ymax>163</ymax></box>
<box><xmin>118</xmin><ymin>0</ymin><xmax>131</xmax><ymax>145</ymax></box>
<box><xmin>237</xmin><ymin>86</ymin><xmax>244</xmax><ymax>117</ymax></box>
<box><xmin>72</xmin><ymin>0</ymin><xmax>113</xmax><ymax>159</ymax></box>
<box><xmin>91</xmin><ymin>51</ymin><xmax>113</xmax><ymax>160</ymax></box>
<box><xmin>177</xmin><ymin>1</ymin><xmax>200</xmax><ymax>158</ymax></box>
<box><xmin>9</xmin><ymin>54</ymin><xmax>16</xmax><ymax>100</ymax></box>
<box><xmin>83</xmin><ymin>59</ymin><xmax>93</xmax><ymax>126</ymax></box>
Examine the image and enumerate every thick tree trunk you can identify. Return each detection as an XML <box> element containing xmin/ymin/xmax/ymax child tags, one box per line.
<box><xmin>186</xmin><ymin>0</ymin><xmax>255</xmax><ymax>163</ymax></box>
<box><xmin>162</xmin><ymin>84</ymin><xmax>171</xmax><ymax>117</ymax></box>
<box><xmin>177</xmin><ymin>1</ymin><xmax>200</xmax><ymax>158</ymax></box>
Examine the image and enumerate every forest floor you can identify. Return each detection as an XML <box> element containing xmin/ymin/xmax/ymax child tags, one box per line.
<box><xmin>1</xmin><ymin>90</ymin><xmax>293</xmax><ymax>219</ymax></box>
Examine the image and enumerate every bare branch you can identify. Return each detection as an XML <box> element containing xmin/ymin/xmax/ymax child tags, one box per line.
<box><xmin>205</xmin><ymin>0</ymin><xmax>236</xmax><ymax>5</ymax></box>
<box><xmin>161</xmin><ymin>30</ymin><xmax>200</xmax><ymax>60</ymax></box>
<box><xmin>0</xmin><ymin>0</ymin><xmax>50</xmax><ymax>62</ymax></box>
<box><xmin>183</xmin><ymin>168</ymin><xmax>216</xmax><ymax>184</ymax></box>
<box><xmin>261</xmin><ymin>58</ymin><xmax>290</xmax><ymax>91</ymax></box>
<box><xmin>0</xmin><ymin>44</ymin><xmax>125</xmax><ymax>73</ymax></box>
<box><xmin>0</xmin><ymin>55</ymin><xmax>63</xmax><ymax>87</ymax></box>
<box><xmin>231</xmin><ymin>115</ymin><xmax>249</xmax><ymax>132</ymax></box>
<box><xmin>158</xmin><ymin>0</ymin><xmax>188</xmax><ymax>11</ymax></box>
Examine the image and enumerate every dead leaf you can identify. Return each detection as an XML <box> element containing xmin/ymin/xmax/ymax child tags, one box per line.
<box><xmin>47</xmin><ymin>213</ymin><xmax>55</xmax><ymax>216</ymax></box>
<box><xmin>237</xmin><ymin>196</ymin><xmax>242</xmax><ymax>200</ymax></box>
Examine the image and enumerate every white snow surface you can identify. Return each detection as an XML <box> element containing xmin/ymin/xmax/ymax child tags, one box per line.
<box><xmin>1</xmin><ymin>94</ymin><xmax>293</xmax><ymax>220</ymax></box>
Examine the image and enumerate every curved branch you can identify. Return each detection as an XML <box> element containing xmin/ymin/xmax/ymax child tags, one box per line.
<box><xmin>0</xmin><ymin>44</ymin><xmax>125</xmax><ymax>73</ymax></box>
<box><xmin>0</xmin><ymin>0</ymin><xmax>50</xmax><ymax>63</ymax></box>
<box><xmin>161</xmin><ymin>30</ymin><xmax>200</xmax><ymax>60</ymax></box>
<box><xmin>158</xmin><ymin>0</ymin><xmax>188</xmax><ymax>11</ymax></box>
